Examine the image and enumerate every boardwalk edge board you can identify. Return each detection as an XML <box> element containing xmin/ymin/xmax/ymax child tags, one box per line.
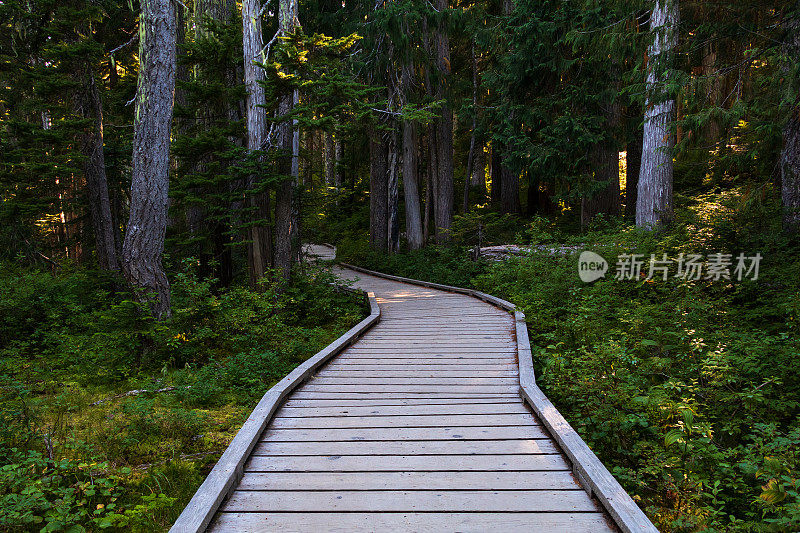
<box><xmin>169</xmin><ymin>287</ymin><xmax>381</xmax><ymax>533</ymax></box>
<box><xmin>338</xmin><ymin>261</ymin><xmax>658</xmax><ymax>533</ymax></box>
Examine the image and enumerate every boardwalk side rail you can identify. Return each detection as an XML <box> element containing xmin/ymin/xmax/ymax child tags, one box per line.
<box><xmin>170</xmin><ymin>289</ymin><xmax>381</xmax><ymax>533</ymax></box>
<box><xmin>338</xmin><ymin>262</ymin><xmax>658</xmax><ymax>533</ymax></box>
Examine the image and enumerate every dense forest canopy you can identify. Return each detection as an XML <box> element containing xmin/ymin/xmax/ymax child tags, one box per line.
<box><xmin>1</xmin><ymin>0</ymin><xmax>800</xmax><ymax>531</ymax></box>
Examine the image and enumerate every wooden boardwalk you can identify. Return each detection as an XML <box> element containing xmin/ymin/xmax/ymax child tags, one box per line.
<box><xmin>173</xmin><ymin>245</ymin><xmax>656</xmax><ymax>532</ymax></box>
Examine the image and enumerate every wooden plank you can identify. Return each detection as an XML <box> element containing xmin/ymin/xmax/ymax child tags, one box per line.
<box><xmin>210</xmin><ymin>512</ymin><xmax>615</xmax><ymax>533</ymax></box>
<box><xmin>320</xmin><ymin>364</ymin><xmax>518</xmax><ymax>371</ymax></box>
<box><xmin>308</xmin><ymin>377</ymin><xmax>518</xmax><ymax>386</ymax></box>
<box><xmin>252</xmin><ymin>439</ymin><xmax>558</xmax><ymax>456</ymax></box>
<box><xmin>331</xmin><ymin>358</ymin><xmax>517</xmax><ymax>365</ymax></box>
<box><xmin>245</xmin><ymin>454</ymin><xmax>568</xmax><ymax>472</ymax></box>
<box><xmin>341</xmin><ymin>349</ymin><xmax>515</xmax><ymax>354</ymax></box>
<box><xmin>269</xmin><ymin>413</ymin><xmax>537</xmax><ymax>429</ymax></box>
<box><xmin>292</xmin><ymin>389</ymin><xmax>519</xmax><ymax>400</ymax></box>
<box><xmin>283</xmin><ymin>397</ymin><xmax>520</xmax><ymax>407</ymax></box>
<box><xmin>221</xmin><ymin>489</ymin><xmax>597</xmax><ymax>512</ymax></box>
<box><xmin>261</xmin><ymin>426</ymin><xmax>550</xmax><ymax>441</ymax></box>
<box><xmin>275</xmin><ymin>403</ymin><xmax>530</xmax><ymax>417</ymax></box>
<box><xmin>236</xmin><ymin>470</ymin><xmax>576</xmax><ymax>491</ymax></box>
<box><xmin>315</xmin><ymin>370</ymin><xmax>518</xmax><ymax>378</ymax></box>
<box><xmin>297</xmin><ymin>385</ymin><xmax>520</xmax><ymax>394</ymax></box>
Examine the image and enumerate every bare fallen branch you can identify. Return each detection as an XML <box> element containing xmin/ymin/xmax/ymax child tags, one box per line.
<box><xmin>90</xmin><ymin>386</ymin><xmax>189</xmax><ymax>406</ymax></box>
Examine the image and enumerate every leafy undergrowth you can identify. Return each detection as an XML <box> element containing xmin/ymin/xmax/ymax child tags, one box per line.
<box><xmin>0</xmin><ymin>262</ymin><xmax>365</xmax><ymax>532</ymax></box>
<box><xmin>343</xmin><ymin>191</ymin><xmax>800</xmax><ymax>531</ymax></box>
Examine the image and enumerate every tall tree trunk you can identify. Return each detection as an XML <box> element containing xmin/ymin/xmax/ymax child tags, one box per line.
<box><xmin>400</xmin><ymin>62</ymin><xmax>423</xmax><ymax>250</ymax></box>
<box><xmin>242</xmin><ymin>0</ymin><xmax>272</xmax><ymax>285</ymax></box>
<box><xmin>369</xmin><ymin>128</ymin><xmax>389</xmax><ymax>252</ymax></box>
<box><xmin>462</xmin><ymin>42</ymin><xmax>479</xmax><ymax>214</ymax></box>
<box><xmin>782</xmin><ymin>4</ymin><xmax>800</xmax><ymax>232</ymax></box>
<box><xmin>472</xmin><ymin>143</ymin><xmax>486</xmax><ymax>193</ymax></box>
<box><xmin>500</xmin><ymin>160</ymin><xmax>520</xmax><ymax>214</ymax></box>
<box><xmin>583</xmin><ymin>100</ymin><xmax>621</xmax><ymax>225</ymax></box>
<box><xmin>387</xmin><ymin>132</ymin><xmax>400</xmax><ymax>254</ymax></box>
<box><xmin>498</xmin><ymin>0</ymin><xmax>519</xmax><ymax>215</ymax></box>
<box><xmin>122</xmin><ymin>0</ymin><xmax>176</xmax><ymax>319</ymax></box>
<box><xmin>637</xmin><ymin>0</ymin><xmax>679</xmax><ymax>229</ymax></box>
<box><xmin>403</xmin><ymin>119</ymin><xmax>424</xmax><ymax>250</ymax></box>
<box><xmin>79</xmin><ymin>65</ymin><xmax>118</xmax><ymax>272</ymax></box>
<box><xmin>334</xmin><ymin>139</ymin><xmax>343</xmax><ymax>188</ymax></box>
<box><xmin>432</xmin><ymin>2</ymin><xmax>453</xmax><ymax>242</ymax></box>
<box><xmin>274</xmin><ymin>0</ymin><xmax>300</xmax><ymax>279</ymax></box>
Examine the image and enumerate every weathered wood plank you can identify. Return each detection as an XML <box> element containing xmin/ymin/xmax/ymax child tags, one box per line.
<box><xmin>292</xmin><ymin>389</ymin><xmax>519</xmax><ymax>399</ymax></box>
<box><xmin>245</xmin><ymin>454</ymin><xmax>568</xmax><ymax>472</ymax></box>
<box><xmin>308</xmin><ymin>377</ymin><xmax>518</xmax><ymax>386</ymax></box>
<box><xmin>275</xmin><ymin>403</ymin><xmax>528</xmax><ymax>417</ymax></box>
<box><xmin>297</xmin><ymin>384</ymin><xmax>519</xmax><ymax>394</ymax></box>
<box><xmin>269</xmin><ymin>413</ymin><xmax>537</xmax><ymax>429</ymax></box>
<box><xmin>261</xmin><ymin>426</ymin><xmax>550</xmax><ymax>441</ymax></box>
<box><xmin>283</xmin><ymin>397</ymin><xmax>520</xmax><ymax>407</ymax></box>
<box><xmin>210</xmin><ymin>512</ymin><xmax>615</xmax><ymax>533</ymax></box>
<box><xmin>236</xmin><ymin>470</ymin><xmax>575</xmax><ymax>490</ymax></box>
<box><xmin>320</xmin><ymin>364</ymin><xmax>518</xmax><ymax>371</ymax></box>
<box><xmin>221</xmin><ymin>489</ymin><xmax>597</xmax><ymax>512</ymax></box>
<box><xmin>252</xmin><ymin>439</ymin><xmax>557</xmax><ymax>456</ymax></box>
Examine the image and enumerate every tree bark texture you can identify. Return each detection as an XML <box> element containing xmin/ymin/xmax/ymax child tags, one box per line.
<box><xmin>79</xmin><ymin>64</ymin><xmax>118</xmax><ymax>272</ymax></box>
<box><xmin>122</xmin><ymin>0</ymin><xmax>175</xmax><ymax>319</ymax></box>
<box><xmin>500</xmin><ymin>160</ymin><xmax>520</xmax><ymax>214</ymax></box>
<box><xmin>369</xmin><ymin>128</ymin><xmax>389</xmax><ymax>252</ymax></box>
<box><xmin>403</xmin><ymin>119</ymin><xmax>424</xmax><ymax>250</ymax></box>
<box><xmin>242</xmin><ymin>0</ymin><xmax>272</xmax><ymax>285</ymax></box>
<box><xmin>583</xmin><ymin>103</ymin><xmax>621</xmax><ymax>225</ymax></box>
<box><xmin>274</xmin><ymin>0</ymin><xmax>301</xmax><ymax>279</ymax></box>
<box><xmin>432</xmin><ymin>2</ymin><xmax>453</xmax><ymax>242</ymax></box>
<box><xmin>387</xmin><ymin>133</ymin><xmax>400</xmax><ymax>254</ymax></box>
<box><xmin>401</xmin><ymin>62</ymin><xmax>423</xmax><ymax>250</ymax></box>
<box><xmin>782</xmin><ymin>5</ymin><xmax>800</xmax><ymax>232</ymax></box>
<box><xmin>636</xmin><ymin>0</ymin><xmax>679</xmax><ymax>229</ymax></box>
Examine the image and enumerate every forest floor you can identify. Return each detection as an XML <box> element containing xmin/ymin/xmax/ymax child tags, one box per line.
<box><xmin>333</xmin><ymin>187</ymin><xmax>800</xmax><ymax>532</ymax></box>
<box><xmin>0</xmin><ymin>265</ymin><xmax>366</xmax><ymax>531</ymax></box>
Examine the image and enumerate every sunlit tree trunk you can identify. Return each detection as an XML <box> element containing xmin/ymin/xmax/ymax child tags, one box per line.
<box><xmin>122</xmin><ymin>0</ymin><xmax>176</xmax><ymax>319</ymax></box>
<box><xmin>242</xmin><ymin>0</ymin><xmax>272</xmax><ymax>285</ymax></box>
<box><xmin>637</xmin><ymin>0</ymin><xmax>679</xmax><ymax>229</ymax></box>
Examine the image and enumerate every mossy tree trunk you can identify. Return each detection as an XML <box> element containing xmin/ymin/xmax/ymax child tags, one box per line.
<box><xmin>122</xmin><ymin>0</ymin><xmax>176</xmax><ymax>320</ymax></box>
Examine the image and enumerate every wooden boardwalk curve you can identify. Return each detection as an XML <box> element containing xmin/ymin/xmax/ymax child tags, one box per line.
<box><xmin>173</xmin><ymin>245</ymin><xmax>656</xmax><ymax>533</ymax></box>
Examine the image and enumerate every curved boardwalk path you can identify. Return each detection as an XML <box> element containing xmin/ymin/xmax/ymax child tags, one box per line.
<box><xmin>175</xmin><ymin>245</ymin><xmax>654</xmax><ymax>532</ymax></box>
